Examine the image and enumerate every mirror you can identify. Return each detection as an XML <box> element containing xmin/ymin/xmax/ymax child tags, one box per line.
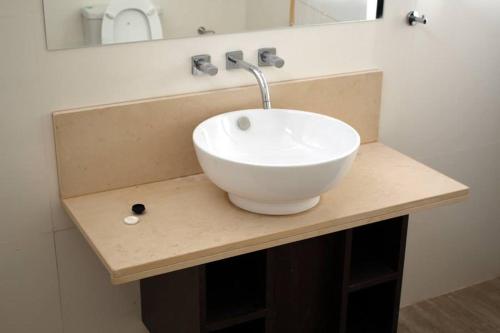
<box><xmin>43</xmin><ymin>0</ymin><xmax>384</xmax><ymax>50</ymax></box>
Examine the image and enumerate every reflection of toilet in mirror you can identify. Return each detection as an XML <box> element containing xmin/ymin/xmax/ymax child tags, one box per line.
<box><xmin>81</xmin><ymin>0</ymin><xmax>163</xmax><ymax>46</ymax></box>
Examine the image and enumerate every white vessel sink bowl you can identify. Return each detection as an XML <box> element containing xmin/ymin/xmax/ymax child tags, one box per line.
<box><xmin>193</xmin><ymin>109</ymin><xmax>360</xmax><ymax>215</ymax></box>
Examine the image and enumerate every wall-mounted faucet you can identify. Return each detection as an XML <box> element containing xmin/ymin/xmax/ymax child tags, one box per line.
<box><xmin>226</xmin><ymin>50</ymin><xmax>283</xmax><ymax>110</ymax></box>
<box><xmin>193</xmin><ymin>49</ymin><xmax>284</xmax><ymax>109</ymax></box>
<box><xmin>191</xmin><ymin>55</ymin><xmax>218</xmax><ymax>76</ymax></box>
<box><xmin>258</xmin><ymin>48</ymin><xmax>285</xmax><ymax>68</ymax></box>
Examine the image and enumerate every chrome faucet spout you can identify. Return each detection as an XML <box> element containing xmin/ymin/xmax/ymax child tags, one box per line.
<box><xmin>226</xmin><ymin>51</ymin><xmax>272</xmax><ymax>110</ymax></box>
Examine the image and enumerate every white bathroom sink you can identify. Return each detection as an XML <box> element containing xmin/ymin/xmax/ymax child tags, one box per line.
<box><xmin>193</xmin><ymin>109</ymin><xmax>360</xmax><ymax>215</ymax></box>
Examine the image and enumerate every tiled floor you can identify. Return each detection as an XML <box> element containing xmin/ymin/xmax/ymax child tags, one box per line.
<box><xmin>398</xmin><ymin>278</ymin><xmax>500</xmax><ymax>333</ymax></box>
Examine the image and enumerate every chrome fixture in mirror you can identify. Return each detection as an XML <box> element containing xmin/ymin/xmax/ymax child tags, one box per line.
<box><xmin>42</xmin><ymin>0</ymin><xmax>385</xmax><ymax>50</ymax></box>
<box><xmin>197</xmin><ymin>27</ymin><xmax>216</xmax><ymax>35</ymax></box>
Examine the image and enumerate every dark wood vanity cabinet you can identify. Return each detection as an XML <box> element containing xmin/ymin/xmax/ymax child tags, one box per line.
<box><xmin>141</xmin><ymin>215</ymin><xmax>408</xmax><ymax>333</ymax></box>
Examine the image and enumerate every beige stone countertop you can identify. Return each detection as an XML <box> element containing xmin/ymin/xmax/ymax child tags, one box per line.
<box><xmin>62</xmin><ymin>143</ymin><xmax>469</xmax><ymax>284</ymax></box>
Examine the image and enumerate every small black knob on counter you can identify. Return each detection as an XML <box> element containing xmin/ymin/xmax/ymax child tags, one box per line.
<box><xmin>132</xmin><ymin>203</ymin><xmax>146</xmax><ymax>215</ymax></box>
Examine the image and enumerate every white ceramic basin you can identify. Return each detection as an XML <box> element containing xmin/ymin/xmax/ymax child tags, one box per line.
<box><xmin>193</xmin><ymin>109</ymin><xmax>360</xmax><ymax>215</ymax></box>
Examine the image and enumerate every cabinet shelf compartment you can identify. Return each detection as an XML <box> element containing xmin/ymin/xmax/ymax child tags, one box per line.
<box><xmin>205</xmin><ymin>250</ymin><xmax>267</xmax><ymax>324</ymax></box>
<box><xmin>209</xmin><ymin>318</ymin><xmax>266</xmax><ymax>333</ymax></box>
<box><xmin>346</xmin><ymin>281</ymin><xmax>399</xmax><ymax>333</ymax></box>
<box><xmin>206</xmin><ymin>309</ymin><xmax>267</xmax><ymax>332</ymax></box>
<box><xmin>348</xmin><ymin>217</ymin><xmax>406</xmax><ymax>291</ymax></box>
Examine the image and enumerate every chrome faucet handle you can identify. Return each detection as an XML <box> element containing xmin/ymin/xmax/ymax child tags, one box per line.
<box><xmin>258</xmin><ymin>48</ymin><xmax>285</xmax><ymax>68</ymax></box>
<box><xmin>192</xmin><ymin>55</ymin><xmax>218</xmax><ymax>76</ymax></box>
<box><xmin>407</xmin><ymin>11</ymin><xmax>427</xmax><ymax>26</ymax></box>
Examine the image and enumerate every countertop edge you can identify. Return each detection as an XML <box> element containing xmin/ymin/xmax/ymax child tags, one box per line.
<box><xmin>107</xmin><ymin>189</ymin><xmax>469</xmax><ymax>284</ymax></box>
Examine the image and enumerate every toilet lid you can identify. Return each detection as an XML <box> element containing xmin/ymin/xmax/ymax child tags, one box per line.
<box><xmin>101</xmin><ymin>0</ymin><xmax>163</xmax><ymax>45</ymax></box>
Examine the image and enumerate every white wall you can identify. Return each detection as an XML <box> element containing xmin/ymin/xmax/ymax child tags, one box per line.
<box><xmin>377</xmin><ymin>0</ymin><xmax>500</xmax><ymax>306</ymax></box>
<box><xmin>158</xmin><ymin>0</ymin><xmax>247</xmax><ymax>38</ymax></box>
<box><xmin>245</xmin><ymin>0</ymin><xmax>289</xmax><ymax>30</ymax></box>
<box><xmin>300</xmin><ymin>0</ymin><xmax>373</xmax><ymax>21</ymax></box>
<box><xmin>295</xmin><ymin>0</ymin><xmax>336</xmax><ymax>25</ymax></box>
<box><xmin>0</xmin><ymin>0</ymin><xmax>499</xmax><ymax>332</ymax></box>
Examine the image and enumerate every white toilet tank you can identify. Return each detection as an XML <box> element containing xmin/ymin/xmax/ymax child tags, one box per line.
<box><xmin>81</xmin><ymin>3</ymin><xmax>162</xmax><ymax>46</ymax></box>
<box><xmin>81</xmin><ymin>5</ymin><xmax>107</xmax><ymax>46</ymax></box>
